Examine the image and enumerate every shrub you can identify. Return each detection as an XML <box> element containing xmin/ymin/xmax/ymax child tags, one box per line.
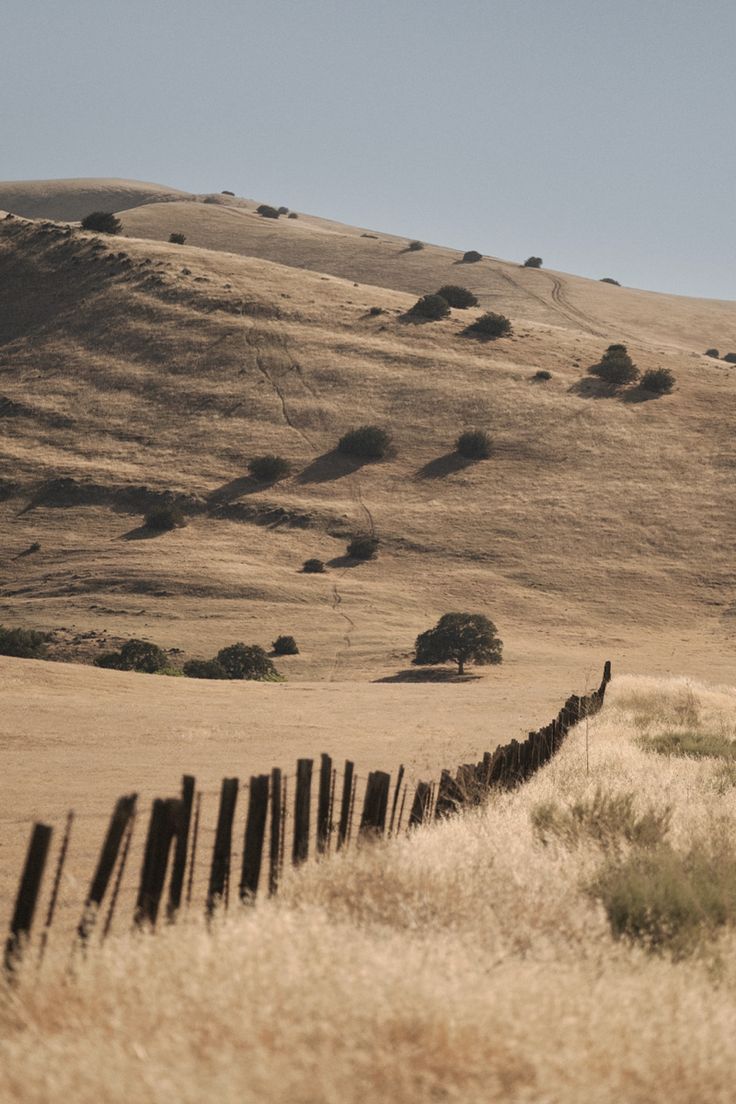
<box><xmin>337</xmin><ymin>425</ymin><xmax>392</xmax><ymax>460</ymax></box>
<box><xmin>639</xmin><ymin>729</ymin><xmax>736</xmax><ymax>759</ymax></box>
<box><xmin>277</xmin><ymin>206</ymin><xmax>289</xmax><ymax>215</ymax></box>
<box><xmin>463</xmin><ymin>312</ymin><xmax>512</xmax><ymax>339</ymax></box>
<box><xmin>456</xmin><ymin>429</ymin><xmax>492</xmax><ymax>460</ymax></box>
<box><xmin>588</xmin><ymin>343</ymin><xmax>639</xmax><ymax>388</ymax></box>
<box><xmin>216</xmin><ymin>643</ymin><xmax>278</xmax><ymax>681</ymax></box>
<box><xmin>705</xmin><ymin>348</ymin><xmax>720</xmax><ymax>358</ymax></box>
<box><xmin>182</xmin><ymin>658</ymin><xmax>228</xmax><ymax>679</ymax></box>
<box><xmin>256</xmin><ymin>205</ymin><xmax>280</xmax><ymax>219</ymax></box>
<box><xmin>532</xmin><ymin>369</ymin><xmax>552</xmax><ymax>381</ymax></box>
<box><xmin>221</xmin><ymin>190</ymin><xmax>235</xmax><ymax>196</ymax></box>
<box><xmin>600</xmin><ymin>277</ymin><xmax>621</xmax><ymax>286</ymax></box>
<box><xmin>80</xmin><ymin>212</ymin><xmax>122</xmax><ymax>235</ymax></box>
<box><xmin>347</xmin><ymin>535</ymin><xmax>379</xmax><ymax>560</ymax></box>
<box><xmin>523</xmin><ymin>256</ymin><xmax>543</xmax><ymax>268</ymax></box>
<box><xmin>272</xmin><ymin>635</ymin><xmax>299</xmax><ymax>655</ymax></box>
<box><xmin>435</xmin><ymin>285</ymin><xmax>478</xmax><ymax>309</ymax></box>
<box><xmin>368</xmin><ymin>306</ymin><xmax>384</xmax><ymax>316</ymax></box>
<box><xmin>288</xmin><ymin>212</ymin><xmax>298</xmax><ymax>219</ymax></box>
<box><xmin>462</xmin><ymin>250</ymin><xmax>482</xmax><ymax>263</ymax></box>
<box><xmin>248</xmin><ymin>455</ymin><xmax>292</xmax><ymax>483</ymax></box>
<box><xmin>408</xmin><ymin>294</ymin><xmax>450</xmax><ymax>321</ymax></box>
<box><xmin>407</xmin><ymin>240</ymin><xmax>424</xmax><ymax>251</ymax></box>
<box><xmin>0</xmin><ymin>626</ymin><xmax>48</xmax><ymax>659</ymax></box>
<box><xmin>413</xmin><ymin>612</ymin><xmax>502</xmax><ymax>676</ymax></box>
<box><xmin>144</xmin><ymin>505</ymin><xmax>185</xmax><ymax>532</ymax></box>
<box><xmin>724</xmin><ymin>353</ymin><xmax>736</xmax><ymax>364</ymax></box>
<box><xmin>95</xmin><ymin>638</ymin><xmax>168</xmax><ymax>674</ymax></box>
<box><xmin>302</xmin><ymin>558</ymin><xmax>326</xmax><ymax>574</ymax></box>
<box><xmin>531</xmin><ymin>789</ymin><xmax>670</xmax><ymax>852</ymax></box>
<box><xmin>640</xmin><ymin>368</ymin><xmax>675</xmax><ymax>394</ymax></box>
<box><xmin>168</xmin><ymin>232</ymin><xmax>186</xmax><ymax>245</ymax></box>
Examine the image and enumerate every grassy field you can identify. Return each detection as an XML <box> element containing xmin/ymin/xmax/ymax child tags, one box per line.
<box><xmin>3</xmin><ymin>675</ymin><xmax>736</xmax><ymax>1103</ymax></box>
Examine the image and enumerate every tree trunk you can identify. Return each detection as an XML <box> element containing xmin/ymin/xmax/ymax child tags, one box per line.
<box><xmin>457</xmin><ymin>657</ymin><xmax>465</xmax><ymax>675</ymax></box>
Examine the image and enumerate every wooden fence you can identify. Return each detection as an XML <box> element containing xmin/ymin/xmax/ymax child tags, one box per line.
<box><xmin>3</xmin><ymin>661</ymin><xmax>611</xmax><ymax>977</ymax></box>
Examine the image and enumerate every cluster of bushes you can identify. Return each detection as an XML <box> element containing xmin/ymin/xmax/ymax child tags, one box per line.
<box><xmin>96</xmin><ymin>639</ymin><xmax>171</xmax><ymax>674</ymax></box>
<box><xmin>405</xmin><ymin>288</ymin><xmax>511</xmax><ymax>339</ymax></box>
<box><xmin>92</xmin><ymin>636</ymin><xmax>296</xmax><ymax>680</ymax></box>
<box><xmin>0</xmin><ymin>626</ymin><xmax>48</xmax><ymax>659</ymax></box>
<box><xmin>256</xmin><ymin>205</ymin><xmax>281</xmax><ymax>219</ymax></box>
<box><xmin>705</xmin><ymin>348</ymin><xmax>736</xmax><ymax>362</ymax></box>
<box><xmin>589</xmin><ymin>344</ymin><xmax>675</xmax><ymax>395</ymax></box>
<box><xmin>169</xmin><ymin>232</ymin><xmax>186</xmax><ymax>245</ymax></box>
<box><xmin>81</xmin><ymin>212</ymin><xmax>122</xmax><ymax>235</ymax></box>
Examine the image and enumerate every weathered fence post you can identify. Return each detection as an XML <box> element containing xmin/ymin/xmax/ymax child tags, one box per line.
<box><xmin>38</xmin><ymin>810</ymin><xmax>74</xmax><ymax>964</ymax></box>
<box><xmin>78</xmin><ymin>794</ymin><xmax>137</xmax><ymax>944</ymax></box>
<box><xmin>207</xmin><ymin>778</ymin><xmax>239</xmax><ymax>917</ymax></box>
<box><xmin>269</xmin><ymin>767</ymin><xmax>282</xmax><ymax>896</ymax></box>
<box><xmin>337</xmin><ymin>760</ymin><xmax>354</xmax><ymax>850</ymax></box>
<box><xmin>4</xmin><ymin>822</ymin><xmax>53</xmax><ymax>976</ymax></box>
<box><xmin>409</xmin><ymin>781</ymin><xmax>431</xmax><ymax>827</ymax></box>
<box><xmin>389</xmin><ymin>764</ymin><xmax>405</xmax><ymax>835</ymax></box>
<box><xmin>102</xmin><ymin>810</ymin><xmax>136</xmax><ymax>941</ymax></box>
<box><xmin>359</xmin><ymin>771</ymin><xmax>391</xmax><ymax>837</ymax></box>
<box><xmin>240</xmin><ymin>774</ymin><xmax>269</xmax><ymax>902</ymax></box>
<box><xmin>167</xmin><ymin>774</ymin><xmax>195</xmax><ymax>921</ymax></box>
<box><xmin>135</xmin><ymin>797</ymin><xmax>179</xmax><ymax>929</ymax></box>
<box><xmin>186</xmin><ymin>791</ymin><xmax>202</xmax><ymax>908</ymax></box>
<box><xmin>292</xmin><ymin>758</ymin><xmax>313</xmax><ymax>866</ymax></box>
<box><xmin>435</xmin><ymin>770</ymin><xmax>462</xmax><ymax>818</ymax></box>
<box><xmin>317</xmin><ymin>753</ymin><xmax>332</xmax><ymax>855</ymax></box>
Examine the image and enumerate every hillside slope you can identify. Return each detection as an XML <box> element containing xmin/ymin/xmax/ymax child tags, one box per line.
<box><xmin>0</xmin><ymin>178</ymin><xmax>192</xmax><ymax>221</ymax></box>
<box><xmin>1</xmin><ymin>210</ymin><xmax>735</xmax><ymax>684</ymax></box>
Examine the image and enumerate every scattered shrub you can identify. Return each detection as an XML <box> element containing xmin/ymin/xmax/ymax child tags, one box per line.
<box><xmin>407</xmin><ymin>240</ymin><xmax>424</xmax><ymax>251</ymax></box>
<box><xmin>144</xmin><ymin>504</ymin><xmax>185</xmax><ymax>532</ymax></box>
<box><xmin>640</xmin><ymin>729</ymin><xmax>736</xmax><ymax>760</ymax></box>
<box><xmin>368</xmin><ymin>306</ymin><xmax>384</xmax><ymax>316</ymax></box>
<box><xmin>168</xmin><ymin>232</ymin><xmax>186</xmax><ymax>245</ymax></box>
<box><xmin>413</xmin><ymin>612</ymin><xmax>502</xmax><ymax>675</ymax></box>
<box><xmin>0</xmin><ymin>626</ymin><xmax>48</xmax><ymax>659</ymax></box>
<box><xmin>640</xmin><ymin>368</ymin><xmax>676</xmax><ymax>394</ymax></box>
<box><xmin>408</xmin><ymin>294</ymin><xmax>450</xmax><ymax>321</ymax></box>
<box><xmin>456</xmin><ymin>429</ymin><xmax>492</xmax><ymax>460</ymax></box>
<box><xmin>600</xmin><ymin>277</ymin><xmax>621</xmax><ymax>286</ymax></box>
<box><xmin>347</xmin><ymin>535</ymin><xmax>379</xmax><ymax>561</ymax></box>
<box><xmin>724</xmin><ymin>353</ymin><xmax>736</xmax><ymax>364</ymax></box>
<box><xmin>256</xmin><ymin>205</ymin><xmax>280</xmax><ymax>219</ymax></box>
<box><xmin>588</xmin><ymin>343</ymin><xmax>639</xmax><ymax>388</ymax></box>
<box><xmin>337</xmin><ymin>425</ymin><xmax>392</xmax><ymax>460</ymax></box>
<box><xmin>95</xmin><ymin>638</ymin><xmax>168</xmax><ymax>674</ymax></box>
<box><xmin>435</xmin><ymin>285</ymin><xmax>478</xmax><ymax>309</ymax></box>
<box><xmin>532</xmin><ymin>789</ymin><xmax>670</xmax><ymax>852</ymax></box>
<box><xmin>463</xmin><ymin>311</ymin><xmax>512</xmax><ymax>339</ymax></box>
<box><xmin>532</xmin><ymin>369</ymin><xmax>552</xmax><ymax>381</ymax></box>
<box><xmin>705</xmin><ymin>348</ymin><xmax>720</xmax><ymax>358</ymax></box>
<box><xmin>462</xmin><ymin>250</ymin><xmax>482</xmax><ymax>263</ymax></box>
<box><xmin>302</xmin><ymin>558</ymin><xmax>326</xmax><ymax>574</ymax></box>
<box><xmin>287</xmin><ymin>212</ymin><xmax>298</xmax><ymax>219</ymax></box>
<box><xmin>221</xmin><ymin>190</ymin><xmax>235</xmax><ymax>196</ymax></box>
<box><xmin>80</xmin><ymin>212</ymin><xmax>122</xmax><ymax>235</ymax></box>
<box><xmin>272</xmin><ymin>635</ymin><xmax>299</xmax><ymax>655</ymax></box>
<box><xmin>523</xmin><ymin>256</ymin><xmax>543</xmax><ymax>268</ymax></box>
<box><xmin>216</xmin><ymin>643</ymin><xmax>278</xmax><ymax>681</ymax></box>
<box><xmin>277</xmin><ymin>206</ymin><xmax>289</xmax><ymax>215</ymax></box>
<box><xmin>248</xmin><ymin>455</ymin><xmax>292</xmax><ymax>483</ymax></box>
<box><xmin>182</xmin><ymin>658</ymin><xmax>228</xmax><ymax>679</ymax></box>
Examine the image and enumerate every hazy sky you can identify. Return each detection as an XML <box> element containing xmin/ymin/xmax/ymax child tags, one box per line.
<box><xmin>2</xmin><ymin>0</ymin><xmax>735</xmax><ymax>298</ymax></box>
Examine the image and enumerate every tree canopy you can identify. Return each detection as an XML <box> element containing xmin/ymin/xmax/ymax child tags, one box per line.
<box><xmin>413</xmin><ymin>612</ymin><xmax>503</xmax><ymax>675</ymax></box>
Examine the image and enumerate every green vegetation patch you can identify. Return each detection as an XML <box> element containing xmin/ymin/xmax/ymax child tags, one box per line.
<box><xmin>532</xmin><ymin>788</ymin><xmax>670</xmax><ymax>852</ymax></box>
<box><xmin>640</xmin><ymin>729</ymin><xmax>736</xmax><ymax>760</ymax></box>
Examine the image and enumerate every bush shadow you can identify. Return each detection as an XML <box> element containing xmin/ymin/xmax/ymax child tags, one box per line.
<box><xmin>297</xmin><ymin>450</ymin><xmax>365</xmax><ymax>484</ymax></box>
<box><xmin>415</xmin><ymin>452</ymin><xmax>473</xmax><ymax>480</ymax></box>
<box><xmin>621</xmin><ymin>386</ymin><xmax>663</xmax><ymax>404</ymax></box>
<box><xmin>326</xmin><ymin>554</ymin><xmax>371</xmax><ymax>569</ymax></box>
<box><xmin>121</xmin><ymin>525</ymin><xmax>161</xmax><ymax>541</ymax></box>
<box><xmin>206</xmin><ymin>475</ymin><xmax>262</xmax><ymax>506</ymax></box>
<box><xmin>568</xmin><ymin>377</ymin><xmax>619</xmax><ymax>400</ymax></box>
<box><xmin>374</xmin><ymin>668</ymin><xmax>482</xmax><ymax>684</ymax></box>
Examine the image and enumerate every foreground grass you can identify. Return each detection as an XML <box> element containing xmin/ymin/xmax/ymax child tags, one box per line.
<box><xmin>3</xmin><ymin>675</ymin><xmax>736</xmax><ymax>1103</ymax></box>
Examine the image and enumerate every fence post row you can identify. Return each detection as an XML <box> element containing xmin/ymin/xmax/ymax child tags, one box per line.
<box><xmin>207</xmin><ymin>777</ymin><xmax>239</xmax><ymax>917</ymax></box>
<box><xmin>240</xmin><ymin>774</ymin><xmax>269</xmax><ymax>903</ymax></box>
<box><xmin>4</xmin><ymin>822</ymin><xmax>53</xmax><ymax>976</ymax></box>
<box><xmin>167</xmin><ymin>774</ymin><xmax>195</xmax><ymax>920</ymax></box>
<box><xmin>78</xmin><ymin>793</ymin><xmax>138</xmax><ymax>944</ymax></box>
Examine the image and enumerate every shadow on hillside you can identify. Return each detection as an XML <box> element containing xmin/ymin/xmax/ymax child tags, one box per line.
<box><xmin>121</xmin><ymin>525</ymin><xmax>161</xmax><ymax>541</ymax></box>
<box><xmin>326</xmin><ymin>554</ymin><xmax>370</xmax><ymax>569</ymax></box>
<box><xmin>206</xmin><ymin>475</ymin><xmax>260</xmax><ymax>506</ymax></box>
<box><xmin>374</xmin><ymin>668</ymin><xmax>482</xmax><ymax>684</ymax></box>
<box><xmin>415</xmin><ymin>453</ymin><xmax>473</xmax><ymax>480</ymax></box>
<box><xmin>297</xmin><ymin>450</ymin><xmax>364</xmax><ymax>484</ymax></box>
<box><xmin>568</xmin><ymin>377</ymin><xmax>618</xmax><ymax>400</ymax></box>
<box><xmin>620</xmin><ymin>386</ymin><xmax>663</xmax><ymax>404</ymax></box>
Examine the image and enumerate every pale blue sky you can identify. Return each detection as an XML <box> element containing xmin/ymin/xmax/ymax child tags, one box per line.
<box><xmin>2</xmin><ymin>0</ymin><xmax>734</xmax><ymax>298</ymax></box>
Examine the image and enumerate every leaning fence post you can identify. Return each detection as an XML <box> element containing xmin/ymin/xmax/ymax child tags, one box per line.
<box><xmin>388</xmin><ymin>764</ymin><xmax>405</xmax><ymax>835</ymax></box>
<box><xmin>337</xmin><ymin>760</ymin><xmax>354</xmax><ymax>850</ymax></box>
<box><xmin>186</xmin><ymin>791</ymin><xmax>202</xmax><ymax>908</ymax></box>
<box><xmin>207</xmin><ymin>778</ymin><xmax>239</xmax><ymax>917</ymax></box>
<box><xmin>409</xmin><ymin>781</ymin><xmax>431</xmax><ymax>827</ymax></box>
<box><xmin>292</xmin><ymin>759</ymin><xmax>313</xmax><ymax>866</ymax></box>
<box><xmin>78</xmin><ymin>794</ymin><xmax>137</xmax><ymax>945</ymax></box>
<box><xmin>240</xmin><ymin>775</ymin><xmax>269</xmax><ymax>902</ymax></box>
<box><xmin>38</xmin><ymin>810</ymin><xmax>74</xmax><ymax>964</ymax></box>
<box><xmin>360</xmin><ymin>771</ymin><xmax>391</xmax><ymax>837</ymax></box>
<box><xmin>317</xmin><ymin>753</ymin><xmax>332</xmax><ymax>856</ymax></box>
<box><xmin>167</xmin><ymin>774</ymin><xmax>195</xmax><ymax>921</ymax></box>
<box><xmin>4</xmin><ymin>822</ymin><xmax>53</xmax><ymax>977</ymax></box>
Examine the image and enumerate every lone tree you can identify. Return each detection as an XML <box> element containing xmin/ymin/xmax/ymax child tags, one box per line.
<box><xmin>523</xmin><ymin>256</ymin><xmax>543</xmax><ymax>268</ymax></box>
<box><xmin>408</xmin><ymin>293</ymin><xmax>450</xmax><ymax>321</ymax></box>
<box><xmin>81</xmin><ymin>211</ymin><xmax>122</xmax><ymax>235</ymax></box>
<box><xmin>435</xmin><ymin>285</ymin><xmax>478</xmax><ymax>309</ymax></box>
<box><xmin>413</xmin><ymin>612</ymin><xmax>503</xmax><ymax>675</ymax></box>
<box><xmin>216</xmin><ymin>642</ymin><xmax>278</xmax><ymax>680</ymax></box>
<box><xmin>589</xmin><ymin>344</ymin><xmax>639</xmax><ymax>388</ymax></box>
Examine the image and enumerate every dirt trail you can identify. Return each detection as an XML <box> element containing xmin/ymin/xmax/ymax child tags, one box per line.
<box><xmin>329</xmin><ymin>575</ymin><xmax>355</xmax><ymax>680</ymax></box>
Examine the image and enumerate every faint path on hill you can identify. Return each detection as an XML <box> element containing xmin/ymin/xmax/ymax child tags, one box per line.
<box><xmin>497</xmin><ymin>268</ymin><xmax>606</xmax><ymax>338</ymax></box>
<box><xmin>329</xmin><ymin>575</ymin><xmax>355</xmax><ymax>680</ymax></box>
<box><xmin>243</xmin><ymin>324</ymin><xmax>328</xmax><ymax>450</ymax></box>
<box><xmin>351</xmin><ymin>473</ymin><xmax>375</xmax><ymax>535</ymax></box>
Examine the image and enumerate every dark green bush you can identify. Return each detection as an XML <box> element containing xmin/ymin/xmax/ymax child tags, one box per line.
<box><xmin>705</xmin><ymin>348</ymin><xmax>720</xmax><ymax>358</ymax></box>
<box><xmin>277</xmin><ymin>206</ymin><xmax>289</xmax><ymax>215</ymax></box>
<box><xmin>95</xmin><ymin>638</ymin><xmax>168</xmax><ymax>674</ymax></box>
<box><xmin>182</xmin><ymin>658</ymin><xmax>228</xmax><ymax>679</ymax></box>
<box><xmin>408</xmin><ymin>294</ymin><xmax>450</xmax><ymax>321</ymax></box>
<box><xmin>724</xmin><ymin>353</ymin><xmax>736</xmax><ymax>364</ymax></box>
<box><xmin>462</xmin><ymin>250</ymin><xmax>482</xmax><ymax>263</ymax></box>
<box><xmin>302</xmin><ymin>558</ymin><xmax>326</xmax><ymax>574</ymax></box>
<box><xmin>169</xmin><ymin>232</ymin><xmax>186</xmax><ymax>245</ymax></box>
<box><xmin>435</xmin><ymin>285</ymin><xmax>478</xmax><ymax>309</ymax></box>
<box><xmin>272</xmin><ymin>635</ymin><xmax>299</xmax><ymax>655</ymax></box>
<box><xmin>456</xmin><ymin>429</ymin><xmax>492</xmax><ymax>459</ymax></box>
<box><xmin>601</xmin><ymin>277</ymin><xmax>621</xmax><ymax>286</ymax></box>
<box><xmin>248</xmin><ymin>455</ymin><xmax>292</xmax><ymax>483</ymax></box>
<box><xmin>413</xmin><ymin>612</ymin><xmax>502</xmax><ymax>675</ymax></box>
<box><xmin>640</xmin><ymin>368</ymin><xmax>675</xmax><ymax>394</ymax></box>
<box><xmin>368</xmin><ymin>306</ymin><xmax>384</xmax><ymax>316</ymax></box>
<box><xmin>144</xmin><ymin>505</ymin><xmax>185</xmax><ymax>531</ymax></box>
<box><xmin>523</xmin><ymin>256</ymin><xmax>543</xmax><ymax>268</ymax></box>
<box><xmin>81</xmin><ymin>212</ymin><xmax>122</xmax><ymax>235</ymax></box>
<box><xmin>463</xmin><ymin>312</ymin><xmax>512</xmax><ymax>339</ymax></box>
<box><xmin>256</xmin><ymin>205</ymin><xmax>280</xmax><ymax>219</ymax></box>
<box><xmin>337</xmin><ymin>425</ymin><xmax>392</xmax><ymax>460</ymax></box>
<box><xmin>0</xmin><ymin>626</ymin><xmax>48</xmax><ymax>659</ymax></box>
<box><xmin>216</xmin><ymin>643</ymin><xmax>278</xmax><ymax>680</ymax></box>
<box><xmin>533</xmin><ymin>369</ymin><xmax>552</xmax><ymax>381</ymax></box>
<box><xmin>588</xmin><ymin>344</ymin><xmax>639</xmax><ymax>388</ymax></box>
<box><xmin>532</xmin><ymin>789</ymin><xmax>670</xmax><ymax>851</ymax></box>
<box><xmin>287</xmin><ymin>212</ymin><xmax>298</xmax><ymax>219</ymax></box>
<box><xmin>408</xmin><ymin>240</ymin><xmax>424</xmax><ymax>251</ymax></box>
<box><xmin>221</xmin><ymin>190</ymin><xmax>235</xmax><ymax>196</ymax></box>
<box><xmin>347</xmin><ymin>535</ymin><xmax>379</xmax><ymax>560</ymax></box>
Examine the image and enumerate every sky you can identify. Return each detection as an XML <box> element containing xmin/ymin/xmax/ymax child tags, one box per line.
<box><xmin>1</xmin><ymin>0</ymin><xmax>735</xmax><ymax>299</ymax></box>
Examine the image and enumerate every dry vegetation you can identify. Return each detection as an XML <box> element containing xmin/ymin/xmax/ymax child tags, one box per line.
<box><xmin>4</xmin><ymin>676</ymin><xmax>736</xmax><ymax>1103</ymax></box>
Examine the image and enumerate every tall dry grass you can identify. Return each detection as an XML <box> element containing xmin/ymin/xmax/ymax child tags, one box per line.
<box><xmin>3</xmin><ymin>674</ymin><xmax>736</xmax><ymax>1103</ymax></box>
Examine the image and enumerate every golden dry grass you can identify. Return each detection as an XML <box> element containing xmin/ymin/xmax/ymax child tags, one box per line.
<box><xmin>3</xmin><ymin>676</ymin><xmax>736</xmax><ymax>1103</ymax></box>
